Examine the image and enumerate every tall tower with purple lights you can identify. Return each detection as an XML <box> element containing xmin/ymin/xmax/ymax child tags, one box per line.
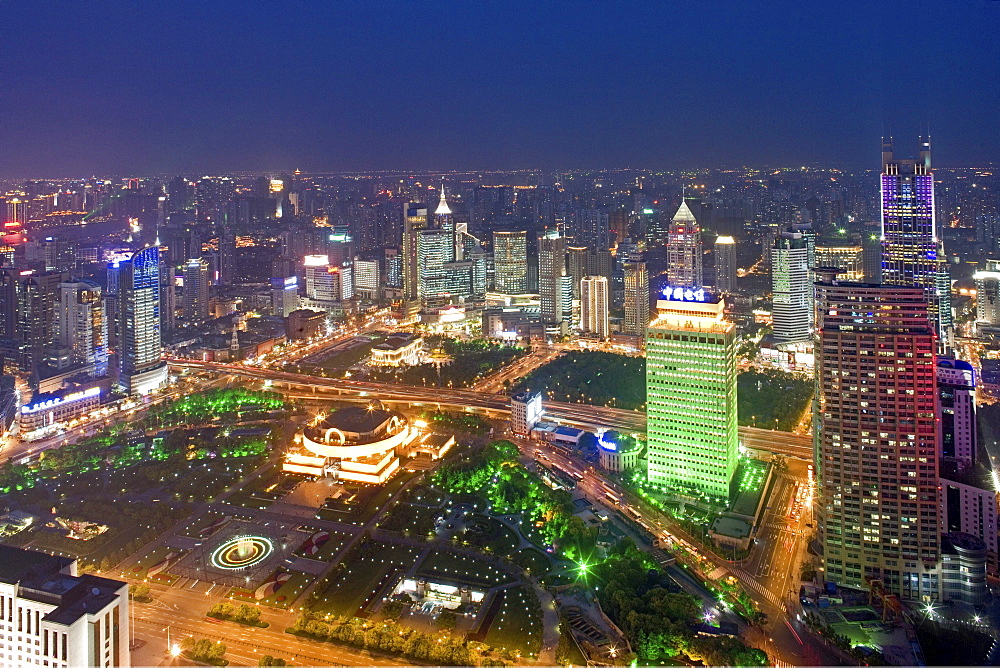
<box><xmin>880</xmin><ymin>136</ymin><xmax>952</xmax><ymax>335</ymax></box>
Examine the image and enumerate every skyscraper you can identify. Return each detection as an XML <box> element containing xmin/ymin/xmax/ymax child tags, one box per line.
<box><xmin>645</xmin><ymin>289</ymin><xmax>737</xmax><ymax>503</ymax></box>
<box><xmin>492</xmin><ymin>230</ymin><xmax>528</xmax><ymax>294</ymax></box>
<box><xmin>714</xmin><ymin>235</ymin><xmax>736</xmax><ymax>294</ymax></box>
<box><xmin>666</xmin><ymin>200</ymin><xmax>703</xmax><ymax>288</ymax></box>
<box><xmin>538</xmin><ymin>230</ymin><xmax>567</xmax><ymax>325</ymax></box>
<box><xmin>402</xmin><ymin>203</ymin><xmax>428</xmax><ymax>304</ymax></box>
<box><xmin>622</xmin><ymin>254</ymin><xmax>649</xmax><ymax>337</ymax></box>
<box><xmin>57</xmin><ymin>280</ymin><xmax>108</xmax><ymax>377</ymax></box>
<box><xmin>434</xmin><ymin>185</ymin><xmax>454</xmax><ymax>235</ymax></box>
<box><xmin>118</xmin><ymin>246</ymin><xmax>166</xmax><ymax>395</ymax></box>
<box><xmin>974</xmin><ymin>259</ymin><xmax>1000</xmax><ymax>327</ymax></box>
<box><xmin>580</xmin><ymin>275</ymin><xmax>609</xmax><ymax>339</ymax></box>
<box><xmin>182</xmin><ymin>257</ymin><xmax>211</xmax><ymax>323</ymax></box>
<box><xmin>772</xmin><ymin>231</ymin><xmax>812</xmax><ymax>345</ymax></box>
<box><xmin>880</xmin><ymin>137</ymin><xmax>952</xmax><ymax>334</ymax></box>
<box><xmin>815</xmin><ymin>278</ymin><xmax>940</xmax><ymax>600</ymax></box>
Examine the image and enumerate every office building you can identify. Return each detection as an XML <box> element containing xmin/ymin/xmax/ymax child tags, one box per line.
<box><xmin>17</xmin><ymin>270</ymin><xmax>66</xmax><ymax>373</ymax></box>
<box><xmin>417</xmin><ymin>229</ymin><xmax>461</xmax><ymax>301</ymax></box>
<box><xmin>815</xmin><ymin>279</ymin><xmax>942</xmax><ymax>600</ymax></box>
<box><xmin>815</xmin><ymin>245</ymin><xmax>864</xmax><ymax>281</ymax></box>
<box><xmin>645</xmin><ymin>289</ymin><xmax>737</xmax><ymax>503</ymax></box>
<box><xmin>974</xmin><ymin>259</ymin><xmax>1000</xmax><ymax>327</ymax></box>
<box><xmin>622</xmin><ymin>254</ymin><xmax>649</xmax><ymax>337</ymax></box>
<box><xmin>353</xmin><ymin>257</ymin><xmax>381</xmax><ymax>301</ymax></box>
<box><xmin>666</xmin><ymin>200</ymin><xmax>702</xmax><ymax>288</ymax></box>
<box><xmin>0</xmin><ymin>545</ymin><xmax>129</xmax><ymax>668</ymax></box>
<box><xmin>182</xmin><ymin>257</ymin><xmax>211</xmax><ymax>323</ymax></box>
<box><xmin>538</xmin><ymin>230</ymin><xmax>567</xmax><ymax>325</ymax></box>
<box><xmin>937</xmin><ymin>359</ymin><xmax>977</xmax><ymax>468</ymax></box>
<box><xmin>714</xmin><ymin>236</ymin><xmax>736</xmax><ymax>294</ymax></box>
<box><xmin>493</xmin><ymin>230</ymin><xmax>528</xmax><ymax>294</ymax></box>
<box><xmin>402</xmin><ymin>203</ymin><xmax>429</xmax><ymax>303</ymax></box>
<box><xmin>434</xmin><ymin>185</ymin><xmax>454</xmax><ymax>234</ymax></box>
<box><xmin>772</xmin><ymin>231</ymin><xmax>812</xmax><ymax>344</ymax></box>
<box><xmin>510</xmin><ymin>390</ymin><xmax>543</xmax><ymax>435</ymax></box>
<box><xmin>580</xmin><ymin>275</ymin><xmax>609</xmax><ymax>339</ymax></box>
<box><xmin>158</xmin><ymin>261</ymin><xmax>175</xmax><ymax>335</ymax></box>
<box><xmin>880</xmin><ymin>137</ymin><xmax>952</xmax><ymax>334</ymax></box>
<box><xmin>118</xmin><ymin>246</ymin><xmax>166</xmax><ymax>395</ymax></box>
<box><xmin>56</xmin><ymin>281</ymin><xmax>108</xmax><ymax>377</ymax></box>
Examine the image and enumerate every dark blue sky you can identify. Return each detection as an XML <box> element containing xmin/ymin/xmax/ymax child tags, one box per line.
<box><xmin>1</xmin><ymin>1</ymin><xmax>997</xmax><ymax>176</ymax></box>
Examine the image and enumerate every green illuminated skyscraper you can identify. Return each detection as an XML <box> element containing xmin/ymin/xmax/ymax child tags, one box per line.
<box><xmin>645</xmin><ymin>289</ymin><xmax>738</xmax><ymax>503</ymax></box>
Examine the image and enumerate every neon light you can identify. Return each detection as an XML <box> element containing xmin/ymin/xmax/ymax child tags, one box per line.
<box><xmin>662</xmin><ymin>286</ymin><xmax>706</xmax><ymax>302</ymax></box>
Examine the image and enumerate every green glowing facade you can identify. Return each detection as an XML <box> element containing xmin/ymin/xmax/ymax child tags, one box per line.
<box><xmin>645</xmin><ymin>293</ymin><xmax>738</xmax><ymax>503</ymax></box>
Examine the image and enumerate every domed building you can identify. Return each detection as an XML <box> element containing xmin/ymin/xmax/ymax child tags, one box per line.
<box><xmin>283</xmin><ymin>400</ymin><xmax>452</xmax><ymax>484</ymax></box>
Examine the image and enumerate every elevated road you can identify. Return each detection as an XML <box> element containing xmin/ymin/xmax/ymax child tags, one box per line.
<box><xmin>167</xmin><ymin>359</ymin><xmax>813</xmax><ymax>460</ymax></box>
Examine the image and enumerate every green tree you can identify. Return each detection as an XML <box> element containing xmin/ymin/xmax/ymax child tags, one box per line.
<box><xmin>436</xmin><ymin>610</ymin><xmax>457</xmax><ymax>630</ymax></box>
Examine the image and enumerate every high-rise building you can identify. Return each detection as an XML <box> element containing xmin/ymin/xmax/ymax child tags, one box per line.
<box><xmin>622</xmin><ymin>254</ymin><xmax>649</xmax><ymax>337</ymax></box>
<box><xmin>218</xmin><ymin>225</ymin><xmax>236</xmax><ymax>285</ymax></box>
<box><xmin>666</xmin><ymin>200</ymin><xmax>703</xmax><ymax>288</ymax></box>
<box><xmin>417</xmin><ymin>229</ymin><xmax>458</xmax><ymax>302</ymax></box>
<box><xmin>645</xmin><ymin>290</ymin><xmax>737</xmax><ymax>503</ymax></box>
<box><xmin>158</xmin><ymin>260</ymin><xmax>175</xmax><ymax>335</ymax></box>
<box><xmin>353</xmin><ymin>257</ymin><xmax>381</xmax><ymax>301</ymax></box>
<box><xmin>772</xmin><ymin>231</ymin><xmax>812</xmax><ymax>345</ymax></box>
<box><xmin>580</xmin><ymin>275</ymin><xmax>609</xmax><ymax>339</ymax></box>
<box><xmin>936</xmin><ymin>359</ymin><xmax>977</xmax><ymax>468</ymax></box>
<box><xmin>493</xmin><ymin>230</ymin><xmax>528</xmax><ymax>294</ymax></box>
<box><xmin>57</xmin><ymin>280</ymin><xmax>108</xmax><ymax>377</ymax></box>
<box><xmin>17</xmin><ymin>270</ymin><xmax>66</xmax><ymax>373</ymax></box>
<box><xmin>974</xmin><ymin>259</ymin><xmax>1000</xmax><ymax>327</ymax></box>
<box><xmin>402</xmin><ymin>203</ymin><xmax>428</xmax><ymax>303</ymax></box>
<box><xmin>880</xmin><ymin>137</ymin><xmax>952</xmax><ymax>334</ymax></box>
<box><xmin>434</xmin><ymin>185</ymin><xmax>454</xmax><ymax>235</ymax></box>
<box><xmin>0</xmin><ymin>545</ymin><xmax>130</xmax><ymax>668</ymax></box>
<box><xmin>182</xmin><ymin>257</ymin><xmax>211</xmax><ymax>323</ymax></box>
<box><xmin>538</xmin><ymin>230</ymin><xmax>567</xmax><ymax>325</ymax></box>
<box><xmin>815</xmin><ymin>279</ymin><xmax>941</xmax><ymax>600</ymax></box>
<box><xmin>118</xmin><ymin>246</ymin><xmax>166</xmax><ymax>395</ymax></box>
<box><xmin>815</xmin><ymin>245</ymin><xmax>864</xmax><ymax>281</ymax></box>
<box><xmin>714</xmin><ymin>236</ymin><xmax>736</xmax><ymax>294</ymax></box>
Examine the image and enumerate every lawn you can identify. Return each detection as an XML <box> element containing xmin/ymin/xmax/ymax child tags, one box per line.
<box><xmin>517</xmin><ymin>350</ymin><xmax>646</xmax><ymax>410</ymax></box>
<box><xmin>460</xmin><ymin>516</ymin><xmax>519</xmax><ymax>556</ymax></box>
<box><xmin>293</xmin><ymin>530</ymin><xmax>350</xmax><ymax>561</ymax></box>
<box><xmin>417</xmin><ymin>551</ymin><xmax>513</xmax><ymax>588</ymax></box>
<box><xmin>320</xmin><ymin>470</ymin><xmax>423</xmax><ymax>525</ymax></box>
<box><xmin>377</xmin><ymin>503</ymin><xmax>441</xmax><ymax>536</ymax></box>
<box><xmin>365</xmin><ymin>337</ymin><xmax>526</xmax><ymax>389</ymax></box>
<box><xmin>314</xmin><ymin>335</ymin><xmax>384</xmax><ymax>373</ymax></box>
<box><xmin>511</xmin><ymin>547</ymin><xmax>551</xmax><ymax>576</ymax></box>
<box><xmin>482</xmin><ymin>585</ymin><xmax>543</xmax><ymax>658</ymax></box>
<box><xmin>737</xmin><ymin>368</ymin><xmax>813</xmax><ymax>431</ymax></box>
<box><xmin>309</xmin><ymin>542</ymin><xmax>423</xmax><ymax>616</ymax></box>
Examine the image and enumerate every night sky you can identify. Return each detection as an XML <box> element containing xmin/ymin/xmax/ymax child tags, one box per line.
<box><xmin>2</xmin><ymin>1</ymin><xmax>998</xmax><ymax>176</ymax></box>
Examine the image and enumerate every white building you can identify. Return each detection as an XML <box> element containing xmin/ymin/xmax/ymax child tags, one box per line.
<box><xmin>510</xmin><ymin>390</ymin><xmax>543</xmax><ymax>435</ymax></box>
<box><xmin>580</xmin><ymin>275</ymin><xmax>609</xmax><ymax>339</ymax></box>
<box><xmin>772</xmin><ymin>231</ymin><xmax>812</xmax><ymax>345</ymax></box>
<box><xmin>975</xmin><ymin>259</ymin><xmax>1000</xmax><ymax>328</ymax></box>
<box><xmin>271</xmin><ymin>275</ymin><xmax>299</xmax><ymax>317</ymax></box>
<box><xmin>353</xmin><ymin>258</ymin><xmax>381</xmax><ymax>301</ymax></box>
<box><xmin>0</xmin><ymin>545</ymin><xmax>129</xmax><ymax>668</ymax></box>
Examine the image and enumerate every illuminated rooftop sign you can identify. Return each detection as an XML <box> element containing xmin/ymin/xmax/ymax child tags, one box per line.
<box><xmin>661</xmin><ymin>286</ymin><xmax>706</xmax><ymax>302</ymax></box>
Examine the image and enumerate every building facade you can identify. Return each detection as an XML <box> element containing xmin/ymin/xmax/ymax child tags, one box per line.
<box><xmin>182</xmin><ymin>257</ymin><xmax>210</xmax><ymax>323</ymax></box>
<box><xmin>666</xmin><ymin>200</ymin><xmax>703</xmax><ymax>288</ymax></box>
<box><xmin>714</xmin><ymin>236</ymin><xmax>736</xmax><ymax>294</ymax></box>
<box><xmin>118</xmin><ymin>247</ymin><xmax>166</xmax><ymax>395</ymax></box>
<box><xmin>815</xmin><ymin>280</ymin><xmax>941</xmax><ymax>600</ymax></box>
<box><xmin>645</xmin><ymin>291</ymin><xmax>737</xmax><ymax>503</ymax></box>
<box><xmin>623</xmin><ymin>254</ymin><xmax>649</xmax><ymax>337</ymax></box>
<box><xmin>580</xmin><ymin>275</ymin><xmax>609</xmax><ymax>339</ymax></box>
<box><xmin>880</xmin><ymin>137</ymin><xmax>952</xmax><ymax>335</ymax></box>
<box><xmin>493</xmin><ymin>230</ymin><xmax>528</xmax><ymax>295</ymax></box>
<box><xmin>56</xmin><ymin>280</ymin><xmax>108</xmax><ymax>377</ymax></box>
<box><xmin>772</xmin><ymin>231</ymin><xmax>812</xmax><ymax>345</ymax></box>
<box><xmin>0</xmin><ymin>545</ymin><xmax>129</xmax><ymax>668</ymax></box>
<box><xmin>974</xmin><ymin>258</ymin><xmax>1000</xmax><ymax>327</ymax></box>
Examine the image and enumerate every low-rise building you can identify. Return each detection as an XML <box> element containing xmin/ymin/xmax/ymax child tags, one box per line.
<box><xmin>370</xmin><ymin>333</ymin><xmax>423</xmax><ymax>367</ymax></box>
<box><xmin>20</xmin><ymin>385</ymin><xmax>102</xmax><ymax>439</ymax></box>
<box><xmin>597</xmin><ymin>431</ymin><xmax>643</xmax><ymax>473</ymax></box>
